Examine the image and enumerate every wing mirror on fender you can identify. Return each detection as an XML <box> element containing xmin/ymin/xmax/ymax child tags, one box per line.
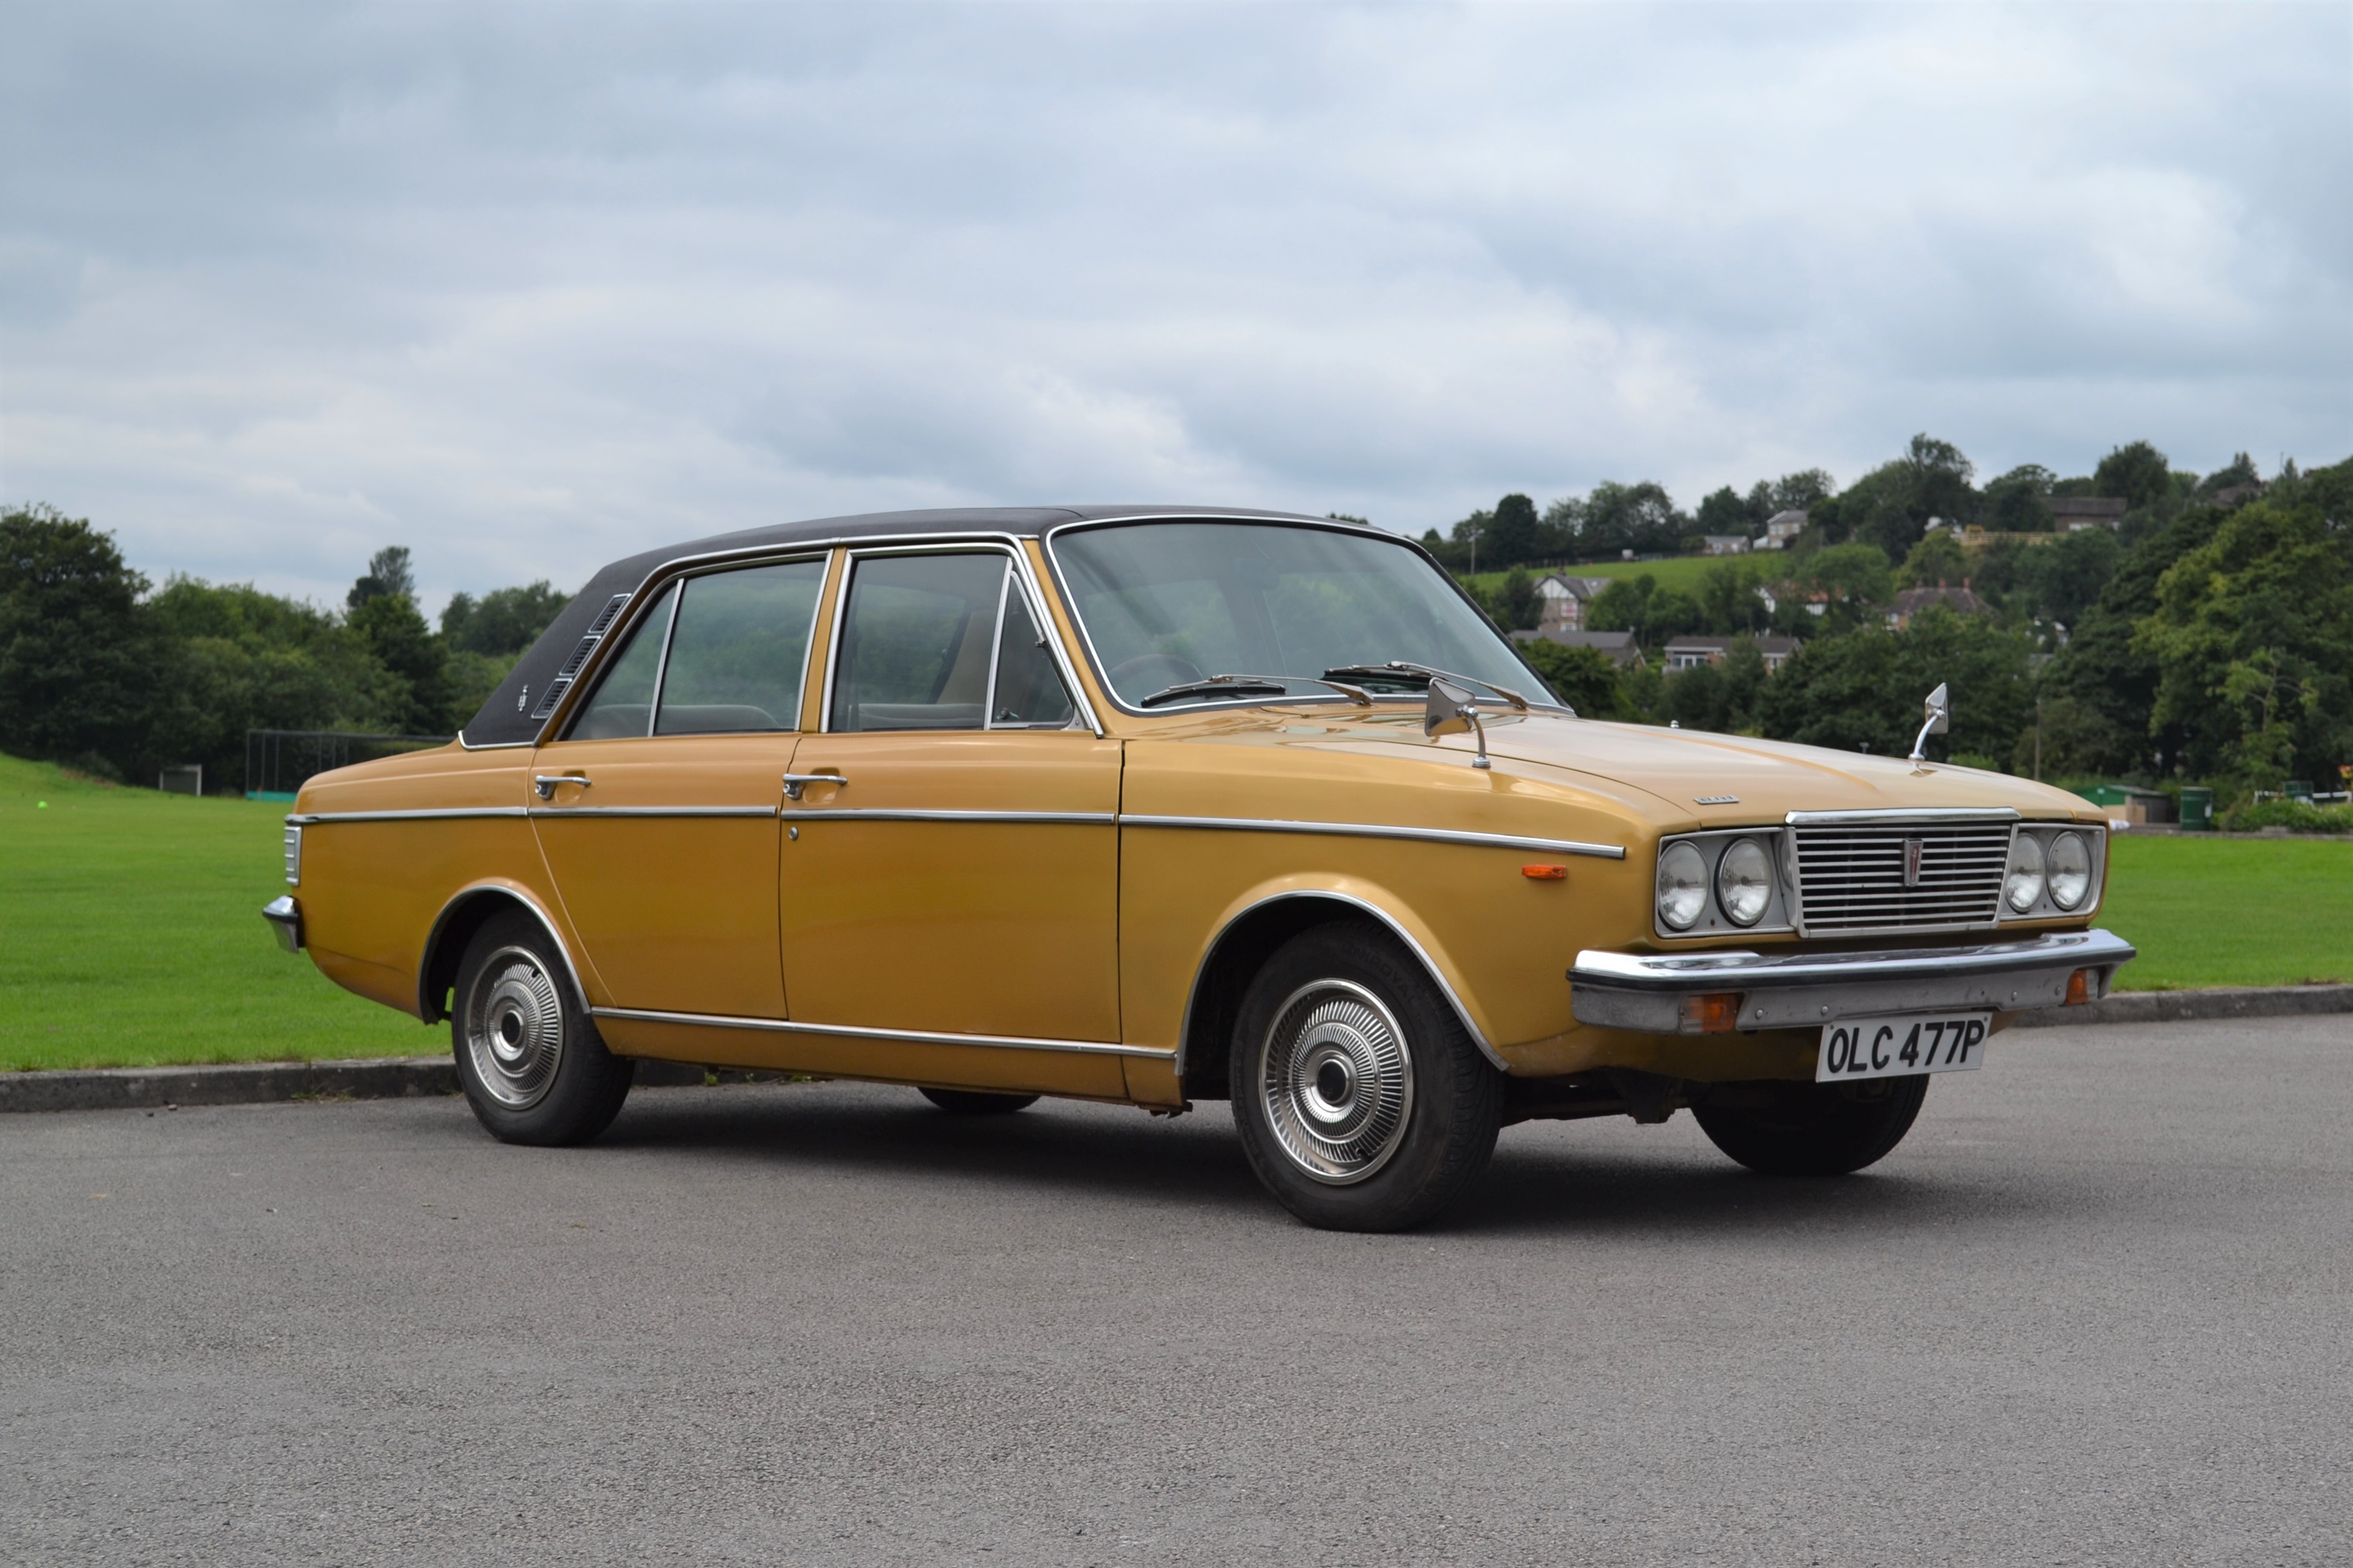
<box><xmin>1909</xmin><ymin>682</ymin><xmax>1950</xmax><ymax>768</ymax></box>
<box><xmin>1425</xmin><ymin>676</ymin><xmax>1492</xmax><ymax>771</ymax></box>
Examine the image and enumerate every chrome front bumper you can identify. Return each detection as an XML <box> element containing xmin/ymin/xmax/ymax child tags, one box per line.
<box><xmin>1569</xmin><ymin>930</ymin><xmax>2137</xmax><ymax>1034</ymax></box>
<box><xmin>262</xmin><ymin>895</ymin><xmax>304</xmax><ymax>954</ymax></box>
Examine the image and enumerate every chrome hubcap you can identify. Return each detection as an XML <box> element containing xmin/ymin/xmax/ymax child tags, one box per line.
<box><xmin>1259</xmin><ymin>979</ymin><xmax>1414</xmax><ymax>1185</ymax></box>
<box><xmin>464</xmin><ymin>947</ymin><xmax>563</xmax><ymax>1109</ymax></box>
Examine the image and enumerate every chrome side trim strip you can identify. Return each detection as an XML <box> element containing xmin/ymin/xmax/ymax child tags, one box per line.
<box><xmin>286</xmin><ymin>807</ymin><xmax>532</xmax><ymax>825</ymax></box>
<box><xmin>1786</xmin><ymin>807</ymin><xmax>2022</xmax><ymax>826</ymax></box>
<box><xmin>1120</xmin><ymin>813</ymin><xmax>1624</xmax><ymax>860</ymax></box>
<box><xmin>785</xmin><ymin>809</ymin><xmax>1117</xmax><ymax>825</ymax></box>
<box><xmin>591</xmin><ymin>1006</ymin><xmax>1174</xmax><ymax>1060</ymax></box>
<box><xmin>528</xmin><ymin>806</ymin><xmax>780</xmax><ymax>819</ymax></box>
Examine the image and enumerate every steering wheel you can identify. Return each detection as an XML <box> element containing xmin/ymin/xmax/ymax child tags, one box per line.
<box><xmin>1109</xmin><ymin>653</ymin><xmax>1205</xmax><ymax>692</ymax></box>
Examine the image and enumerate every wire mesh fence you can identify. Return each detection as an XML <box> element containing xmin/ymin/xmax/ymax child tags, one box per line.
<box><xmin>243</xmin><ymin>730</ymin><xmax>454</xmax><ymax>801</ymax></box>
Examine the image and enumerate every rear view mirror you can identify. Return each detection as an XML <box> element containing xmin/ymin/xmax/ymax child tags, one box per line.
<box><xmin>1909</xmin><ymin>682</ymin><xmax>1950</xmax><ymax>765</ymax></box>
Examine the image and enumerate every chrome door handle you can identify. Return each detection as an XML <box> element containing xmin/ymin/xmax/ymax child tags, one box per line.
<box><xmin>781</xmin><ymin>772</ymin><xmax>848</xmax><ymax>802</ymax></box>
<box><xmin>534</xmin><ymin>774</ymin><xmax>591</xmax><ymax>800</ymax></box>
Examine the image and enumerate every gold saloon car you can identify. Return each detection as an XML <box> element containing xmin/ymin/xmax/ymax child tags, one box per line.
<box><xmin>264</xmin><ymin>508</ymin><xmax>2133</xmax><ymax>1230</ymax></box>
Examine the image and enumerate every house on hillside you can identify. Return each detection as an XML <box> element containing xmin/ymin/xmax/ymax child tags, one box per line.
<box><xmin>1887</xmin><ymin>585</ymin><xmax>1987</xmax><ymax>630</ymax></box>
<box><xmin>1531</xmin><ymin>573</ymin><xmax>1617</xmax><ymax>633</ymax></box>
<box><xmin>2051</xmin><ymin>497</ymin><xmax>2127</xmax><ymax>532</ymax></box>
<box><xmin>1512</xmin><ymin>628</ymin><xmax>1646</xmax><ymax>670</ymax></box>
<box><xmin>1701</xmin><ymin>535</ymin><xmax>1749</xmax><ymax>556</ymax></box>
<box><xmin>1757</xmin><ymin>510</ymin><xmax>1808</xmax><ymax>550</ymax></box>
<box><xmin>1660</xmin><ymin>634</ymin><xmax>1800</xmax><ymax>673</ymax></box>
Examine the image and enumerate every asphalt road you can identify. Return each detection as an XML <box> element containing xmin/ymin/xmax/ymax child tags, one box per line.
<box><xmin>3</xmin><ymin>1016</ymin><xmax>2348</xmax><ymax>1567</ymax></box>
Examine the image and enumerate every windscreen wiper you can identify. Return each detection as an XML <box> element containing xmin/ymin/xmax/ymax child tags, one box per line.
<box><xmin>1321</xmin><ymin>661</ymin><xmax>1531</xmax><ymax>710</ymax></box>
<box><xmin>1137</xmin><ymin>673</ymin><xmax>1374</xmax><ymax>708</ymax></box>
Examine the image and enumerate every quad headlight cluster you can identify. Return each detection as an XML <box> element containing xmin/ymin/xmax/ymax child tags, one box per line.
<box><xmin>1654</xmin><ymin>831</ymin><xmax>1788</xmax><ymax>936</ymax></box>
<box><xmin>2003</xmin><ymin>827</ymin><xmax>2097</xmax><ymax>917</ymax></box>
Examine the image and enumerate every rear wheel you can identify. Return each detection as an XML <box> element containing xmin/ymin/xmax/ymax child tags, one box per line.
<box><xmin>919</xmin><ymin>1087</ymin><xmax>1039</xmax><ymax>1115</ymax></box>
<box><xmin>1692</xmin><ymin>1075</ymin><xmax>1929</xmax><ymax>1176</ymax></box>
<box><xmin>1229</xmin><ymin>921</ymin><xmax>1503</xmax><ymax>1232</ymax></box>
<box><xmin>452</xmin><ymin>912</ymin><xmax>633</xmax><ymax>1146</ymax></box>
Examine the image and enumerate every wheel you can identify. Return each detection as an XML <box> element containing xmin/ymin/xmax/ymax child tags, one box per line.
<box><xmin>1691</xmin><ymin>1075</ymin><xmax>1929</xmax><ymax>1176</ymax></box>
<box><xmin>1229</xmin><ymin>921</ymin><xmax>1504</xmax><ymax>1232</ymax></box>
<box><xmin>919</xmin><ymin>1087</ymin><xmax>1040</xmax><ymax>1115</ymax></box>
<box><xmin>451</xmin><ymin>912</ymin><xmax>633</xmax><ymax>1146</ymax></box>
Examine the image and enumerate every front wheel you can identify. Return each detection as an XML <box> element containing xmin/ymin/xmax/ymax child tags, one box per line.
<box><xmin>1229</xmin><ymin>921</ymin><xmax>1503</xmax><ymax>1232</ymax></box>
<box><xmin>452</xmin><ymin>912</ymin><xmax>633</xmax><ymax>1146</ymax></box>
<box><xmin>1691</xmin><ymin>1075</ymin><xmax>1929</xmax><ymax>1176</ymax></box>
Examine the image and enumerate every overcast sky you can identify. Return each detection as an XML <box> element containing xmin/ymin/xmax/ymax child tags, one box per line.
<box><xmin>3</xmin><ymin>2</ymin><xmax>2348</xmax><ymax>613</ymax></box>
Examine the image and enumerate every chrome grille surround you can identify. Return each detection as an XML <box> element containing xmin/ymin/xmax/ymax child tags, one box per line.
<box><xmin>1786</xmin><ymin>808</ymin><xmax>2019</xmax><ymax>938</ymax></box>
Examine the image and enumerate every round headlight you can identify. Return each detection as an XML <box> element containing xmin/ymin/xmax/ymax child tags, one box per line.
<box><xmin>1716</xmin><ymin>838</ymin><xmax>1773</xmax><ymax>927</ymax></box>
<box><xmin>2048</xmin><ymin>831</ymin><xmax>2091</xmax><ymax>911</ymax></box>
<box><xmin>2004</xmin><ymin>833</ymin><xmax>2046</xmax><ymax>913</ymax></box>
<box><xmin>1657</xmin><ymin>841</ymin><xmax>1708</xmax><ymax>931</ymax></box>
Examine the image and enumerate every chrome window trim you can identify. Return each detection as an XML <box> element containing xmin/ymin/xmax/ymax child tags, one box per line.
<box><xmin>1120</xmin><ymin>813</ymin><xmax>1624</xmax><ymax>860</ymax></box>
<box><xmin>1172</xmin><ymin>889</ymin><xmax>1510</xmax><ymax>1077</ymax></box>
<box><xmin>285</xmin><ymin>807</ymin><xmax>532</xmax><ymax>824</ymax></box>
<box><xmin>817</xmin><ymin>540</ymin><xmax>1102</xmax><ymax>738</ymax></box>
<box><xmin>590</xmin><ymin>1005</ymin><xmax>1172</xmax><ymax>1061</ymax></box>
<box><xmin>1038</xmin><ymin>513</ymin><xmax>1570</xmax><ymax>718</ymax></box>
<box><xmin>456</xmin><ymin>736</ymin><xmax>533</xmax><ymax>751</ymax></box>
<box><xmin>417</xmin><ymin>882</ymin><xmax>596</xmax><ymax>1022</ymax></box>
<box><xmin>785</xmin><ymin>809</ymin><xmax>1117</xmax><ymax>825</ymax></box>
<box><xmin>527</xmin><ymin>806</ymin><xmax>781</xmax><ymax>820</ymax></box>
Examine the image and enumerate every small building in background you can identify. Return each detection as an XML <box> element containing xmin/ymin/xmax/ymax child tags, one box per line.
<box><xmin>1531</xmin><ymin>573</ymin><xmax>1618</xmax><ymax>633</ymax></box>
<box><xmin>1660</xmin><ymin>634</ymin><xmax>1800</xmax><ymax>673</ymax></box>
<box><xmin>1756</xmin><ymin>509</ymin><xmax>1808</xmax><ymax>550</ymax></box>
<box><xmin>1512</xmin><ymin>627</ymin><xmax>1647</xmax><ymax>670</ymax></box>
<box><xmin>2051</xmin><ymin>497</ymin><xmax>2127</xmax><ymax>532</ymax></box>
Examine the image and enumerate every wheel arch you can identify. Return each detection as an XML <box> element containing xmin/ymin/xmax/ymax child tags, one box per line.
<box><xmin>419</xmin><ymin>882</ymin><xmax>594</xmax><ymax>1025</ymax></box>
<box><xmin>1177</xmin><ymin>884</ymin><xmax>1506</xmax><ymax>1099</ymax></box>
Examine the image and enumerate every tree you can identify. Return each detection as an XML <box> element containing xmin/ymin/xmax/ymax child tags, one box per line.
<box><xmin>1697</xmin><ymin>560</ymin><xmax>1771</xmax><ymax>635</ymax></box>
<box><xmin>1792</xmin><ymin>542</ymin><xmax>1894</xmax><ymax>632</ymax></box>
<box><xmin>1497</xmin><ymin>566</ymin><xmax>1541</xmax><ymax>631</ymax></box>
<box><xmin>1759</xmin><ymin>609</ymin><xmax>2034</xmax><ymax>761</ymax></box>
<box><xmin>347</xmin><ymin>545</ymin><xmax>416</xmax><ymax>610</ymax></box>
<box><xmin>1819</xmin><ymin>436</ymin><xmax>1977</xmax><ymax>559</ymax></box>
<box><xmin>2009</xmin><ymin>693</ymin><xmax>2124</xmax><ymax>781</ymax></box>
<box><xmin>1486</xmin><ymin>494</ymin><xmax>1541</xmax><ymax>569</ymax></box>
<box><xmin>1898</xmin><ymin>530</ymin><xmax>1970</xmax><ymax>589</ymax></box>
<box><xmin>1578</xmin><ymin>481</ymin><xmax>1685</xmax><ymax>560</ymax></box>
<box><xmin>0</xmin><ymin>505</ymin><xmax>157</xmax><ymax>775</ymax></box>
<box><xmin>442</xmin><ymin>580</ymin><xmax>569</xmax><ymax>657</ymax></box>
<box><xmin>347</xmin><ymin>593</ymin><xmax>454</xmax><ymax>735</ymax></box>
<box><xmin>2133</xmin><ymin>460</ymin><xmax>2352</xmax><ymax>786</ymax></box>
<box><xmin>1666</xmin><ymin>638</ymin><xmax>1769</xmax><ymax>734</ymax></box>
<box><xmin>1696</xmin><ymin>486</ymin><xmax>1751</xmax><ymax>538</ymax></box>
<box><xmin>1517</xmin><ymin>639</ymin><xmax>1626</xmax><ymax>719</ymax></box>
<box><xmin>2196</xmin><ymin>453</ymin><xmax>2261</xmax><ymax>499</ymax></box>
<box><xmin>1771</xmin><ymin>469</ymin><xmax>1836</xmax><ymax>513</ymax></box>
<box><xmin>1982</xmin><ymin>464</ymin><xmax>2056</xmax><ymax>532</ymax></box>
<box><xmin>2093</xmin><ymin>442</ymin><xmax>2173</xmax><ymax>513</ymax></box>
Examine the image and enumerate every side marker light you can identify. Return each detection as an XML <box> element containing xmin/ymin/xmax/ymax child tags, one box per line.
<box><xmin>1679</xmin><ymin>993</ymin><xmax>1743</xmax><ymax>1034</ymax></box>
<box><xmin>1521</xmin><ymin>864</ymin><xmax>1568</xmax><ymax>880</ymax></box>
<box><xmin>2065</xmin><ymin>968</ymin><xmax>2093</xmax><ymax>1006</ymax></box>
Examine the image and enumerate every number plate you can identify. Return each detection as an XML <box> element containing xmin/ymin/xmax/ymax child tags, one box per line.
<box><xmin>1817</xmin><ymin>1012</ymin><xmax>1991</xmax><ymax>1083</ymax></box>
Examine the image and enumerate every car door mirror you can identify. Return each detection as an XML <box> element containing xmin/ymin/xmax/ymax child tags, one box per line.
<box><xmin>1424</xmin><ymin>676</ymin><xmax>1491</xmax><ymax>769</ymax></box>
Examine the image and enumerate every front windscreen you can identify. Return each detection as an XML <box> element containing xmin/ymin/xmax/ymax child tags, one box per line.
<box><xmin>1051</xmin><ymin>522</ymin><xmax>1548</xmax><ymax>710</ymax></box>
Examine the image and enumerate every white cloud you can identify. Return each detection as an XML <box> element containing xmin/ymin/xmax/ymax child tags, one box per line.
<box><xmin>1</xmin><ymin>1</ymin><xmax>2345</xmax><ymax>612</ymax></box>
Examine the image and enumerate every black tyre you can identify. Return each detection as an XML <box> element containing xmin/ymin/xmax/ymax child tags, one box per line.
<box><xmin>451</xmin><ymin>912</ymin><xmax>633</xmax><ymax>1146</ymax></box>
<box><xmin>1229</xmin><ymin>921</ymin><xmax>1504</xmax><ymax>1233</ymax></box>
<box><xmin>1691</xmin><ymin>1074</ymin><xmax>1929</xmax><ymax>1176</ymax></box>
<box><xmin>919</xmin><ymin>1087</ymin><xmax>1040</xmax><ymax>1115</ymax></box>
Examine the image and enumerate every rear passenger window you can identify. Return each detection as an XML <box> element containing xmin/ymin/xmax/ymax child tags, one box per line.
<box><xmin>655</xmin><ymin>560</ymin><xmax>828</xmax><ymax>735</ymax></box>
<box><xmin>831</xmin><ymin>552</ymin><xmax>1077</xmax><ymax>733</ymax></box>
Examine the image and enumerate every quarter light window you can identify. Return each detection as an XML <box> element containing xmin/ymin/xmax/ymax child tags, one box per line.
<box><xmin>569</xmin><ymin>582</ymin><xmax>676</xmax><ymax>740</ymax></box>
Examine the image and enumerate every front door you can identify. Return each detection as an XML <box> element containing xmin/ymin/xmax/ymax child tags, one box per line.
<box><xmin>778</xmin><ymin>548</ymin><xmax>1121</xmax><ymax>1044</ymax></box>
<box><xmin>532</xmin><ymin>556</ymin><xmax>828</xmax><ymax>1018</ymax></box>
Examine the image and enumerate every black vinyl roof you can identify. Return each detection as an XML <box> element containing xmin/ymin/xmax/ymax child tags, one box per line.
<box><xmin>459</xmin><ymin>505</ymin><xmax>1333</xmax><ymax>746</ymax></box>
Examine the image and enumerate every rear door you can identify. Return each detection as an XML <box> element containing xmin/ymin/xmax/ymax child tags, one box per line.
<box><xmin>532</xmin><ymin>556</ymin><xmax>828</xmax><ymax>1018</ymax></box>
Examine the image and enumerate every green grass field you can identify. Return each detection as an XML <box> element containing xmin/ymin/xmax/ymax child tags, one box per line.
<box><xmin>2</xmin><ymin>754</ymin><xmax>2345</xmax><ymax>1072</ymax></box>
<box><xmin>1</xmin><ymin>755</ymin><xmax>431</xmax><ymax>1073</ymax></box>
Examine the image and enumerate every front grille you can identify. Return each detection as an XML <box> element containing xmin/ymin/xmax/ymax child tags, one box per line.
<box><xmin>1792</xmin><ymin>821</ymin><xmax>2011</xmax><ymax>933</ymax></box>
